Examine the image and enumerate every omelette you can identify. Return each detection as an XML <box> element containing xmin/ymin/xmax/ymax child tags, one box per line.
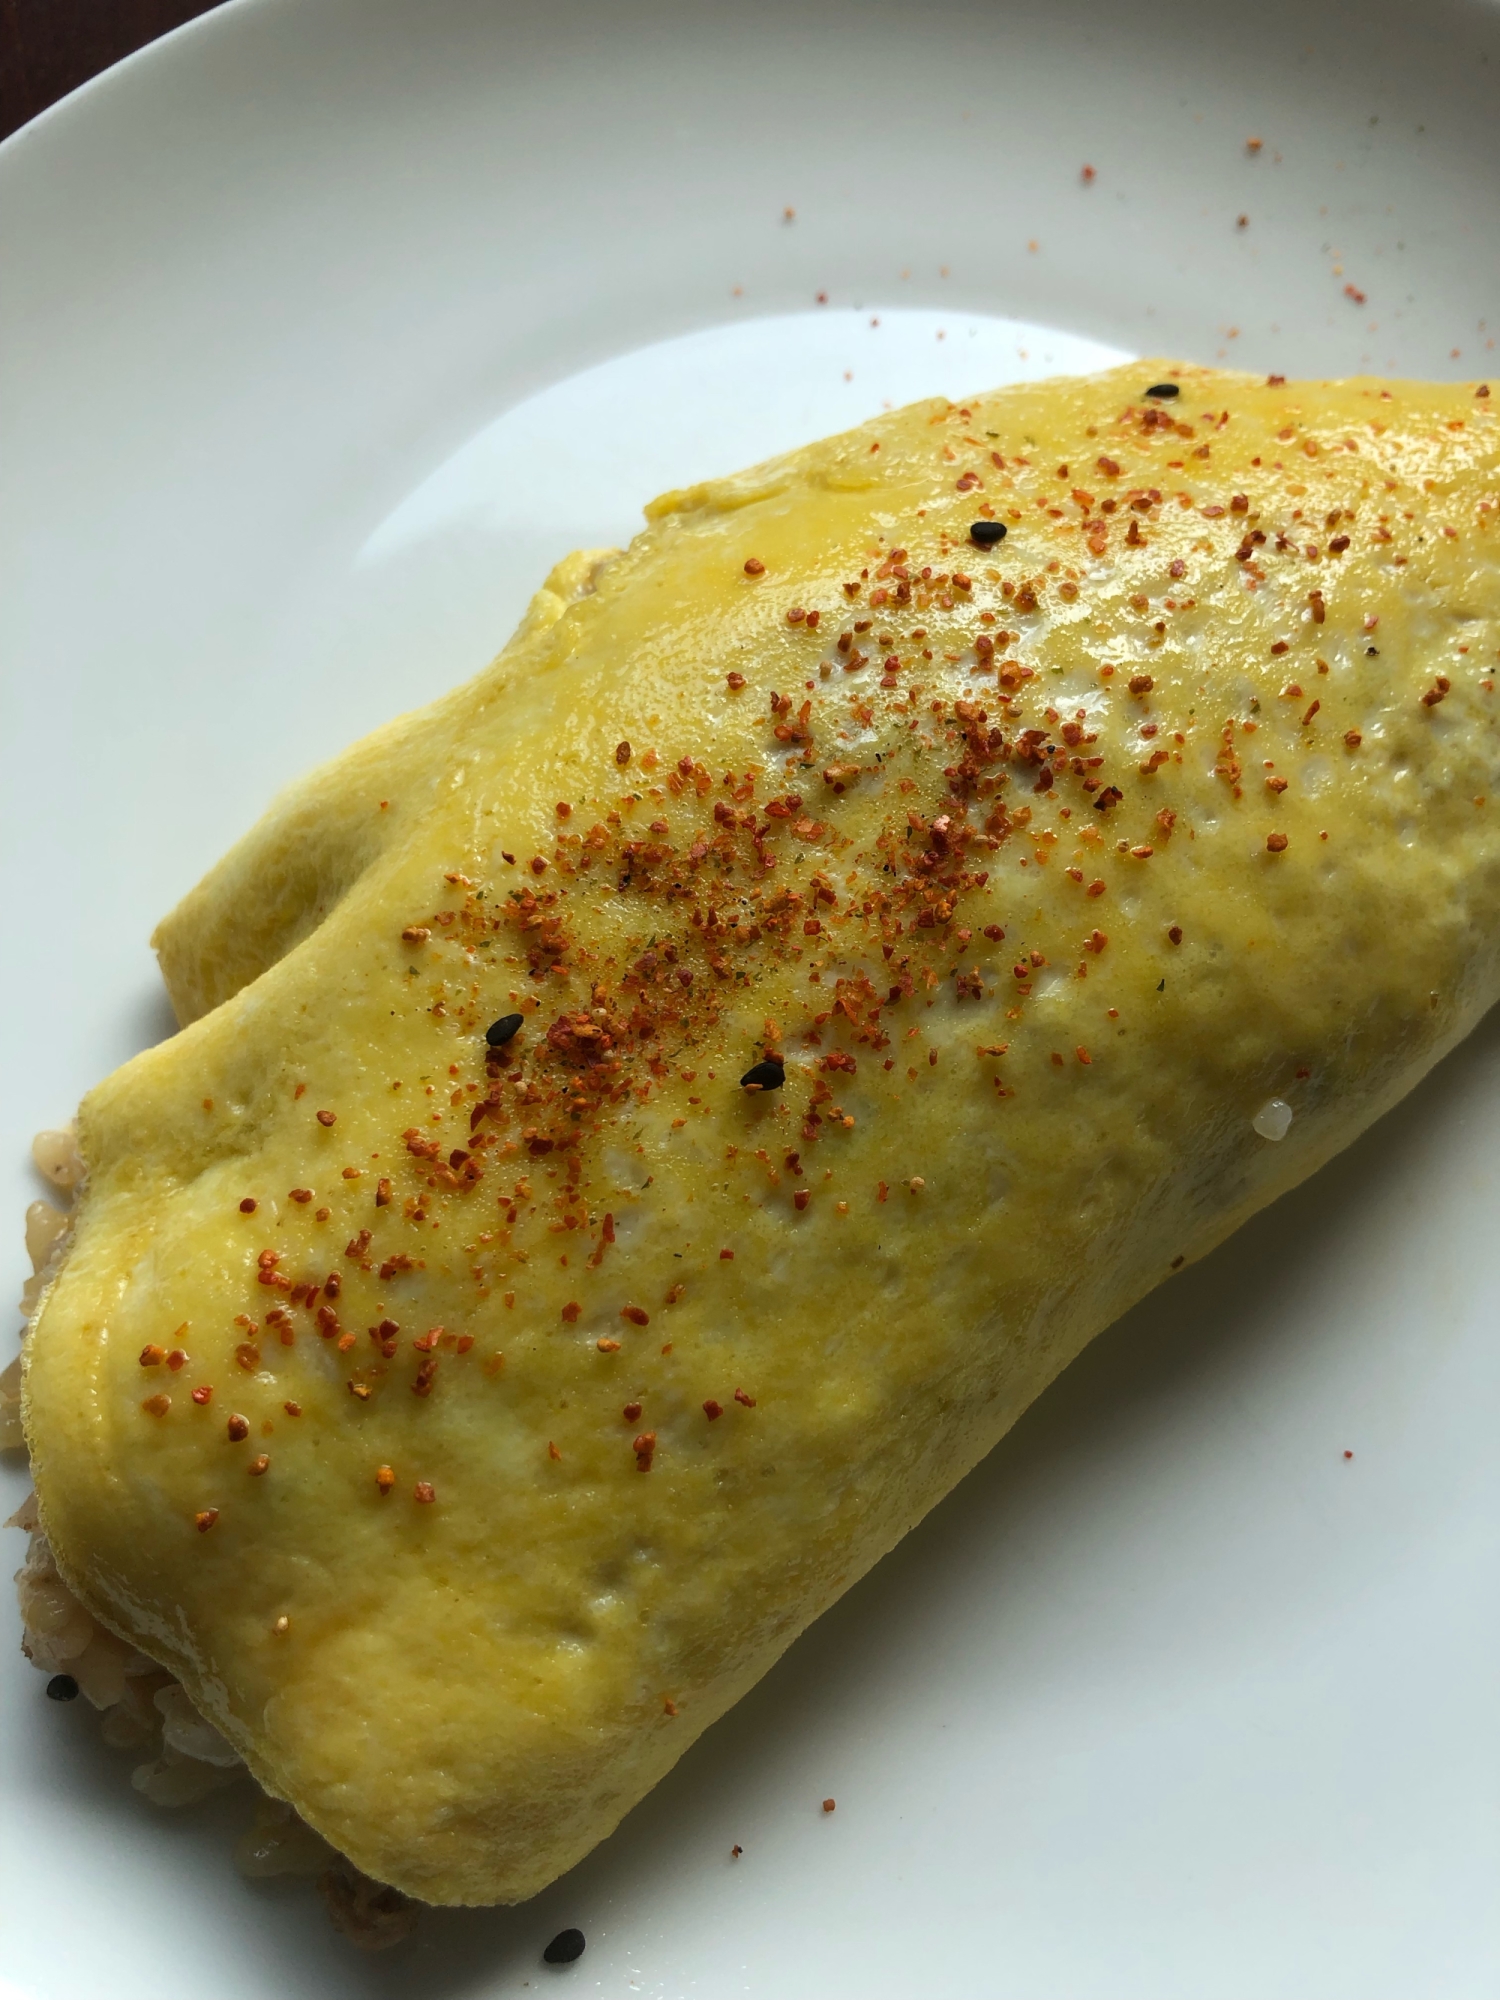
<box><xmin>17</xmin><ymin>362</ymin><xmax>1500</xmax><ymax>1908</ymax></box>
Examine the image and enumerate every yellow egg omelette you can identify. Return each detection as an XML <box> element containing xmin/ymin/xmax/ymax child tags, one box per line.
<box><xmin>22</xmin><ymin>361</ymin><xmax>1500</xmax><ymax>1904</ymax></box>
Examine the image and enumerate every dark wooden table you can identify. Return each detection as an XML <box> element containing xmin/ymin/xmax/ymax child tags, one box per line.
<box><xmin>1</xmin><ymin>0</ymin><xmax>226</xmax><ymax>142</ymax></box>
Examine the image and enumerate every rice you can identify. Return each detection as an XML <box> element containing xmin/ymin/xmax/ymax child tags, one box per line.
<box><xmin>6</xmin><ymin>1126</ymin><xmax>417</xmax><ymax>1947</ymax></box>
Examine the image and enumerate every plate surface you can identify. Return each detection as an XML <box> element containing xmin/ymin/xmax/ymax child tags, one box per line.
<box><xmin>3</xmin><ymin>3</ymin><xmax>1500</xmax><ymax>1995</ymax></box>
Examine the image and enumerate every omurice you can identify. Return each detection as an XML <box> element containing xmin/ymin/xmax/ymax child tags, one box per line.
<box><xmin>11</xmin><ymin>360</ymin><xmax>1500</xmax><ymax>1922</ymax></box>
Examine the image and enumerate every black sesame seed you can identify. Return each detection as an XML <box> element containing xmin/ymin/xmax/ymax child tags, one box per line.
<box><xmin>1143</xmin><ymin>382</ymin><xmax>1180</xmax><ymax>400</ymax></box>
<box><xmin>485</xmin><ymin>1013</ymin><xmax>524</xmax><ymax>1048</ymax></box>
<box><xmin>46</xmin><ymin>1674</ymin><xmax>79</xmax><ymax>1702</ymax></box>
<box><xmin>543</xmin><ymin>1927</ymin><xmax>586</xmax><ymax>1965</ymax></box>
<box><xmin>968</xmin><ymin>520</ymin><xmax>1007</xmax><ymax>547</ymax></box>
<box><xmin>739</xmin><ymin>1059</ymin><xmax>786</xmax><ymax>1091</ymax></box>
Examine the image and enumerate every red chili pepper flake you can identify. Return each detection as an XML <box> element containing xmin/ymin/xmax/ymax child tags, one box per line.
<box><xmin>704</xmin><ymin>1400</ymin><xmax>724</xmax><ymax>1421</ymax></box>
<box><xmin>1080</xmin><ymin>162</ymin><xmax>1096</xmax><ymax>183</ymax></box>
<box><xmin>663</xmin><ymin>1696</ymin><xmax>679</xmax><ymax>1715</ymax></box>
<box><xmin>1344</xmin><ymin>729</ymin><xmax>1362</xmax><ymax>748</ymax></box>
<box><xmin>289</xmin><ymin>1187</ymin><xmax>313</xmax><ymax>1204</ymax></box>
<box><xmin>726</xmin><ymin>671</ymin><xmax>746</xmax><ymax>691</ymax></box>
<box><xmin>561</xmin><ymin>1302</ymin><xmax>581</xmax><ymax>1324</ymax></box>
<box><xmin>139</xmin><ymin>1344</ymin><xmax>165</xmax><ymax>1367</ymax></box>
<box><xmin>401</xmin><ymin>925</ymin><xmax>431</xmax><ymax>944</ymax></box>
<box><xmin>822</xmin><ymin>1798</ymin><xmax>836</xmax><ymax>1813</ymax></box>
<box><xmin>376</xmin><ymin>1464</ymin><xmax>395</xmax><ymax>1494</ymax></box>
<box><xmin>316</xmin><ymin>1109</ymin><xmax>336</xmax><ymax>1127</ymax></box>
<box><xmin>597</xmin><ymin>1336</ymin><xmax>621</xmax><ymax>1352</ymax></box>
<box><xmin>141</xmin><ymin>1392</ymin><xmax>171</xmax><ymax>1417</ymax></box>
<box><xmin>793</xmin><ymin>1188</ymin><xmax>812</xmax><ymax>1211</ymax></box>
<box><xmin>414</xmin><ymin>1481</ymin><xmax>436</xmax><ymax>1503</ymax></box>
<box><xmin>195</xmin><ymin>1509</ymin><xmax>219</xmax><ymax>1533</ymax></box>
<box><xmin>238</xmin><ymin>1197</ymin><xmax>257</xmax><ymax>1214</ymax></box>
<box><xmin>1096</xmin><ymin>456</ymin><xmax>1120</xmax><ymax>478</ymax></box>
<box><xmin>633</xmin><ymin>1431</ymin><xmax>657</xmax><ymax>1470</ymax></box>
<box><xmin>731</xmin><ymin>1844</ymin><xmax>743</xmax><ymax>1859</ymax></box>
<box><xmin>226</xmin><ymin>1413</ymin><xmax>250</xmax><ymax>1441</ymax></box>
<box><xmin>190</xmin><ymin>1384</ymin><xmax>213</xmax><ymax>1405</ymax></box>
<box><xmin>284</xmin><ymin>1401</ymin><xmax>302</xmax><ymax>1417</ymax></box>
<box><xmin>248</xmin><ymin>1454</ymin><xmax>270</xmax><ymax>1477</ymax></box>
<box><xmin>1343</xmin><ymin>1449</ymin><xmax>1354</xmax><ymax>1460</ymax></box>
<box><xmin>1266</xmin><ymin>831</ymin><xmax>1289</xmax><ymax>852</ymax></box>
<box><xmin>621</xmin><ymin>1304</ymin><xmax>650</xmax><ymax>1326</ymax></box>
<box><xmin>719</xmin><ymin>1248</ymin><xmax>735</xmax><ymax>1261</ymax></box>
<box><xmin>734</xmin><ymin>1388</ymin><xmax>756</xmax><ymax>1408</ymax></box>
<box><xmin>743</xmin><ymin>557</ymin><xmax>765</xmax><ymax>576</ymax></box>
<box><xmin>1168</xmin><ymin>924</ymin><xmax>1183</xmax><ymax>944</ymax></box>
<box><xmin>623</xmin><ymin>1401</ymin><xmax>643</xmax><ymax>1422</ymax></box>
<box><xmin>615</xmin><ymin>741</ymin><xmax>632</xmax><ymax>766</ymax></box>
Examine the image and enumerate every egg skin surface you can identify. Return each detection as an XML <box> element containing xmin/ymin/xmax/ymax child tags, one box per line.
<box><xmin>23</xmin><ymin>363</ymin><xmax>1500</xmax><ymax>1904</ymax></box>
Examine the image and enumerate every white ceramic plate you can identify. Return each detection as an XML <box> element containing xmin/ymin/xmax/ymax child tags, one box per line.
<box><xmin>4</xmin><ymin>3</ymin><xmax>1500</xmax><ymax>1994</ymax></box>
